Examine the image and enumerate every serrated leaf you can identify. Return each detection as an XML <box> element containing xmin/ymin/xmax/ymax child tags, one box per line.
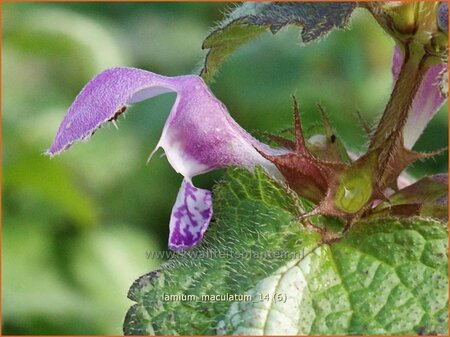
<box><xmin>124</xmin><ymin>168</ymin><xmax>448</xmax><ymax>335</ymax></box>
<box><xmin>219</xmin><ymin>218</ymin><xmax>448</xmax><ymax>335</ymax></box>
<box><xmin>200</xmin><ymin>2</ymin><xmax>356</xmax><ymax>82</ymax></box>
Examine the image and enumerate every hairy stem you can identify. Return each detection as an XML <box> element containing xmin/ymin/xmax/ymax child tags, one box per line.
<box><xmin>369</xmin><ymin>43</ymin><xmax>429</xmax><ymax>151</ymax></box>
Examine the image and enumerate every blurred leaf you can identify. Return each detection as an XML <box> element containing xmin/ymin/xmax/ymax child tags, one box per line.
<box><xmin>4</xmin><ymin>7</ymin><xmax>128</xmax><ymax>75</ymax></box>
<box><xmin>124</xmin><ymin>13</ymin><xmax>208</xmax><ymax>75</ymax></box>
<box><xmin>3</xmin><ymin>132</ymin><xmax>98</xmax><ymax>227</ymax></box>
<box><xmin>3</xmin><ymin>218</ymin><xmax>160</xmax><ymax>334</ymax></box>
<box><xmin>2</xmin><ymin>218</ymin><xmax>93</xmax><ymax>333</ymax></box>
<box><xmin>70</xmin><ymin>226</ymin><xmax>161</xmax><ymax>334</ymax></box>
<box><xmin>200</xmin><ymin>2</ymin><xmax>356</xmax><ymax>82</ymax></box>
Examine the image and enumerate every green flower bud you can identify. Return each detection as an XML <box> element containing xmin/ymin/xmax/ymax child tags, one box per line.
<box><xmin>365</xmin><ymin>2</ymin><xmax>448</xmax><ymax>57</ymax></box>
<box><xmin>334</xmin><ymin>169</ymin><xmax>373</xmax><ymax>214</ymax></box>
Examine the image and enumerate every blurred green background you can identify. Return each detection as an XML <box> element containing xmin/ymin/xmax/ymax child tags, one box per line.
<box><xmin>2</xmin><ymin>2</ymin><xmax>447</xmax><ymax>335</ymax></box>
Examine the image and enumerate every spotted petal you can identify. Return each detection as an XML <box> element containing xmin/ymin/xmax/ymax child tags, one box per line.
<box><xmin>47</xmin><ymin>67</ymin><xmax>281</xmax><ymax>179</ymax></box>
<box><xmin>168</xmin><ymin>179</ymin><xmax>213</xmax><ymax>251</ymax></box>
<box><xmin>391</xmin><ymin>47</ymin><xmax>447</xmax><ymax>149</ymax></box>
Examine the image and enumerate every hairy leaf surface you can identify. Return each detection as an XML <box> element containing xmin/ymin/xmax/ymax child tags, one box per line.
<box><xmin>124</xmin><ymin>168</ymin><xmax>447</xmax><ymax>335</ymax></box>
<box><xmin>200</xmin><ymin>2</ymin><xmax>356</xmax><ymax>82</ymax></box>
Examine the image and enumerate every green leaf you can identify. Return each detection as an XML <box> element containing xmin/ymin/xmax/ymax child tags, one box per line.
<box><xmin>217</xmin><ymin>218</ymin><xmax>448</xmax><ymax>335</ymax></box>
<box><xmin>371</xmin><ymin>174</ymin><xmax>448</xmax><ymax>220</ymax></box>
<box><xmin>199</xmin><ymin>2</ymin><xmax>356</xmax><ymax>82</ymax></box>
<box><xmin>389</xmin><ymin>174</ymin><xmax>447</xmax><ymax>205</ymax></box>
<box><xmin>124</xmin><ymin>168</ymin><xmax>448</xmax><ymax>335</ymax></box>
<box><xmin>124</xmin><ymin>168</ymin><xmax>320</xmax><ymax>334</ymax></box>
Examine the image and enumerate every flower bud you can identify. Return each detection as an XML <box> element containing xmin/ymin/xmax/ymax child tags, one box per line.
<box><xmin>366</xmin><ymin>2</ymin><xmax>448</xmax><ymax>57</ymax></box>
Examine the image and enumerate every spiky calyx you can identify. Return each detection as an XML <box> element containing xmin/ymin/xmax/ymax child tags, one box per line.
<box><xmin>258</xmin><ymin>2</ymin><xmax>449</xmax><ymax>236</ymax></box>
<box><xmin>258</xmin><ymin>95</ymin><xmax>445</xmax><ymax>236</ymax></box>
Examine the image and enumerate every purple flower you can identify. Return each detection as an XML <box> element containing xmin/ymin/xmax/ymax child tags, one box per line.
<box><xmin>47</xmin><ymin>67</ymin><xmax>284</xmax><ymax>250</ymax></box>
<box><xmin>437</xmin><ymin>2</ymin><xmax>448</xmax><ymax>33</ymax></box>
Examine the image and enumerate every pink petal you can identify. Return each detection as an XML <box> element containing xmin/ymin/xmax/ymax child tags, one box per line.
<box><xmin>391</xmin><ymin>47</ymin><xmax>447</xmax><ymax>149</ymax></box>
<box><xmin>168</xmin><ymin>179</ymin><xmax>212</xmax><ymax>251</ymax></box>
<box><xmin>437</xmin><ymin>2</ymin><xmax>448</xmax><ymax>33</ymax></box>
<box><xmin>47</xmin><ymin>67</ymin><xmax>286</xmax><ymax>250</ymax></box>
<box><xmin>47</xmin><ymin>67</ymin><xmax>281</xmax><ymax>179</ymax></box>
